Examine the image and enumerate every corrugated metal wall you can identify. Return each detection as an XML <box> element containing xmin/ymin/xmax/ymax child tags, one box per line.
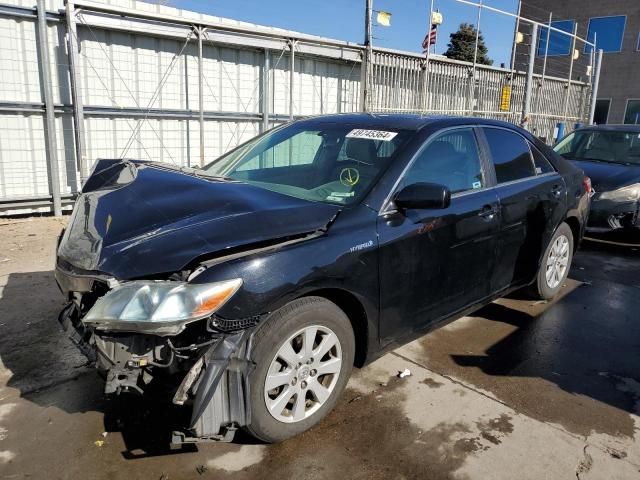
<box><xmin>0</xmin><ymin>0</ymin><xmax>591</xmax><ymax>215</ymax></box>
<box><xmin>0</xmin><ymin>0</ymin><xmax>363</xmax><ymax>214</ymax></box>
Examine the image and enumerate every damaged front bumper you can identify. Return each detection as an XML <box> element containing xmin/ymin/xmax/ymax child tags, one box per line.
<box><xmin>55</xmin><ymin>264</ymin><xmax>262</xmax><ymax>443</ymax></box>
<box><xmin>586</xmin><ymin>197</ymin><xmax>640</xmax><ymax>233</ymax></box>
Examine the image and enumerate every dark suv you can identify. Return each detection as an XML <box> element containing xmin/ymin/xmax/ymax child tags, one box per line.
<box><xmin>55</xmin><ymin>114</ymin><xmax>591</xmax><ymax>443</ymax></box>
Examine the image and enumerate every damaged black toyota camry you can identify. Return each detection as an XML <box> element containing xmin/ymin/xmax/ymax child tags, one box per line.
<box><xmin>55</xmin><ymin>114</ymin><xmax>590</xmax><ymax>443</ymax></box>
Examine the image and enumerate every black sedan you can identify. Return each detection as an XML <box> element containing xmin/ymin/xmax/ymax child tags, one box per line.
<box><xmin>55</xmin><ymin>114</ymin><xmax>590</xmax><ymax>443</ymax></box>
<box><xmin>554</xmin><ymin>125</ymin><xmax>640</xmax><ymax>238</ymax></box>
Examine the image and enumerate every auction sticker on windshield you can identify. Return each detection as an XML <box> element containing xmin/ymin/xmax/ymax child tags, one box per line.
<box><xmin>346</xmin><ymin>129</ymin><xmax>398</xmax><ymax>141</ymax></box>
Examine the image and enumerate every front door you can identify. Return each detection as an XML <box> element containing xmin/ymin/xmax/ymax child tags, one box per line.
<box><xmin>378</xmin><ymin>127</ymin><xmax>500</xmax><ymax>343</ymax></box>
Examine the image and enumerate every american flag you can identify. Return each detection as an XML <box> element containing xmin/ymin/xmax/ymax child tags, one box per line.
<box><xmin>422</xmin><ymin>24</ymin><xmax>437</xmax><ymax>54</ymax></box>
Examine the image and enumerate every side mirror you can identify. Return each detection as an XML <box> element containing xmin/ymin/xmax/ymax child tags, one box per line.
<box><xmin>394</xmin><ymin>182</ymin><xmax>451</xmax><ymax>210</ymax></box>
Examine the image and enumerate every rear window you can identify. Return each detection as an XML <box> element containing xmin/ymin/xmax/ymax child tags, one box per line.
<box><xmin>531</xmin><ymin>146</ymin><xmax>556</xmax><ymax>174</ymax></box>
<box><xmin>483</xmin><ymin>128</ymin><xmax>536</xmax><ymax>183</ymax></box>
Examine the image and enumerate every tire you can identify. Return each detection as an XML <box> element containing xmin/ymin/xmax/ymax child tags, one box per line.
<box><xmin>244</xmin><ymin>296</ymin><xmax>355</xmax><ymax>443</ymax></box>
<box><xmin>532</xmin><ymin>222</ymin><xmax>574</xmax><ymax>300</ymax></box>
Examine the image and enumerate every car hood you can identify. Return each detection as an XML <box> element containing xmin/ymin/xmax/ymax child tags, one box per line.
<box><xmin>57</xmin><ymin>160</ymin><xmax>341</xmax><ymax>279</ymax></box>
<box><xmin>568</xmin><ymin>158</ymin><xmax>640</xmax><ymax>192</ymax></box>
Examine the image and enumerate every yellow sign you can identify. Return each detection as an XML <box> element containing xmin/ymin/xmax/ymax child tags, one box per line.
<box><xmin>500</xmin><ymin>85</ymin><xmax>512</xmax><ymax>112</ymax></box>
<box><xmin>339</xmin><ymin>167</ymin><xmax>360</xmax><ymax>187</ymax></box>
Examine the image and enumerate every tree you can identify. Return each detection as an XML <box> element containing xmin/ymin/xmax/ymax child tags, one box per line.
<box><xmin>444</xmin><ymin>23</ymin><xmax>493</xmax><ymax>65</ymax></box>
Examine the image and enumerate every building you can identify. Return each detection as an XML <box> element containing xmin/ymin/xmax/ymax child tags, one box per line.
<box><xmin>518</xmin><ymin>0</ymin><xmax>640</xmax><ymax>124</ymax></box>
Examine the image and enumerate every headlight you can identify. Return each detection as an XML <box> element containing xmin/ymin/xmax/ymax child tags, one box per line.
<box><xmin>598</xmin><ymin>184</ymin><xmax>640</xmax><ymax>203</ymax></box>
<box><xmin>84</xmin><ymin>278</ymin><xmax>242</xmax><ymax>335</ymax></box>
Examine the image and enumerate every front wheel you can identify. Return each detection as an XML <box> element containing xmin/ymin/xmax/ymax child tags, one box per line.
<box><xmin>244</xmin><ymin>296</ymin><xmax>355</xmax><ymax>443</ymax></box>
<box><xmin>532</xmin><ymin>222</ymin><xmax>574</xmax><ymax>300</ymax></box>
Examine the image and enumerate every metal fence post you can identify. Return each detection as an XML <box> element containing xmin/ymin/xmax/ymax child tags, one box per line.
<box><xmin>588</xmin><ymin>49</ymin><xmax>603</xmax><ymax>124</ymax></box>
<box><xmin>520</xmin><ymin>22</ymin><xmax>538</xmax><ymax>130</ymax></box>
<box><xmin>562</xmin><ymin>22</ymin><xmax>578</xmax><ymax>123</ymax></box>
<box><xmin>534</xmin><ymin>12</ymin><xmax>552</xmax><ymax>115</ymax></box>
<box><xmin>65</xmin><ymin>0</ymin><xmax>87</xmax><ymax>183</ymax></box>
<box><xmin>198</xmin><ymin>26</ymin><xmax>205</xmax><ymax>166</ymax></box>
<box><xmin>359</xmin><ymin>0</ymin><xmax>372</xmax><ymax>112</ymax></box>
<box><xmin>421</xmin><ymin>0</ymin><xmax>435</xmax><ymax>112</ymax></box>
<box><xmin>289</xmin><ymin>39</ymin><xmax>295</xmax><ymax>120</ymax></box>
<box><xmin>262</xmin><ymin>48</ymin><xmax>270</xmax><ymax>132</ymax></box>
<box><xmin>37</xmin><ymin>0</ymin><xmax>62</xmax><ymax>216</ymax></box>
<box><xmin>469</xmin><ymin>0</ymin><xmax>482</xmax><ymax>115</ymax></box>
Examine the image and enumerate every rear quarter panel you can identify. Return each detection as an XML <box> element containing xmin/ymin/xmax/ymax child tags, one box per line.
<box><xmin>533</xmin><ymin>136</ymin><xmax>589</xmax><ymax>245</ymax></box>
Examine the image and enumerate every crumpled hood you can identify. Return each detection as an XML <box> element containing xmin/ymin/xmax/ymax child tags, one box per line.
<box><xmin>570</xmin><ymin>159</ymin><xmax>640</xmax><ymax>192</ymax></box>
<box><xmin>58</xmin><ymin>160</ymin><xmax>340</xmax><ymax>279</ymax></box>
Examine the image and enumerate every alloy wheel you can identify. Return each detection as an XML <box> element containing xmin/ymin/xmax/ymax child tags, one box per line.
<box><xmin>264</xmin><ymin>325</ymin><xmax>342</xmax><ymax>423</ymax></box>
<box><xmin>545</xmin><ymin>234</ymin><xmax>570</xmax><ymax>289</ymax></box>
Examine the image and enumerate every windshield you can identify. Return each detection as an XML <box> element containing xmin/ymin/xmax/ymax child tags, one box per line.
<box><xmin>554</xmin><ymin>130</ymin><xmax>640</xmax><ymax>165</ymax></box>
<box><xmin>203</xmin><ymin>123</ymin><xmax>412</xmax><ymax>205</ymax></box>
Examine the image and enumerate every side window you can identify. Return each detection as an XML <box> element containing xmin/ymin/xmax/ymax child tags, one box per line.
<box><xmin>483</xmin><ymin>128</ymin><xmax>535</xmax><ymax>183</ymax></box>
<box><xmin>403</xmin><ymin>128</ymin><xmax>485</xmax><ymax>194</ymax></box>
<box><xmin>531</xmin><ymin>146</ymin><xmax>556</xmax><ymax>174</ymax></box>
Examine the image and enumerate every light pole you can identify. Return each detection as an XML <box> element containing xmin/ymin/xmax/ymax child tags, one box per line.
<box><xmin>360</xmin><ymin>0</ymin><xmax>373</xmax><ymax>111</ymax></box>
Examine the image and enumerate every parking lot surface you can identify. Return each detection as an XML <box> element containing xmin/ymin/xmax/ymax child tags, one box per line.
<box><xmin>1</xmin><ymin>218</ymin><xmax>639</xmax><ymax>479</ymax></box>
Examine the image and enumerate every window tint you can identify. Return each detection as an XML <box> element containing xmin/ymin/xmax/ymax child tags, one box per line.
<box><xmin>585</xmin><ymin>16</ymin><xmax>626</xmax><ymax>53</ymax></box>
<box><xmin>483</xmin><ymin>128</ymin><xmax>535</xmax><ymax>183</ymax></box>
<box><xmin>531</xmin><ymin>146</ymin><xmax>555</xmax><ymax>174</ymax></box>
<box><xmin>538</xmin><ymin>20</ymin><xmax>575</xmax><ymax>57</ymax></box>
<box><xmin>404</xmin><ymin>128</ymin><xmax>485</xmax><ymax>194</ymax></box>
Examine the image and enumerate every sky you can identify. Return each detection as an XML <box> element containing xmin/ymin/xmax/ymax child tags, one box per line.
<box><xmin>170</xmin><ymin>0</ymin><xmax>520</xmax><ymax>66</ymax></box>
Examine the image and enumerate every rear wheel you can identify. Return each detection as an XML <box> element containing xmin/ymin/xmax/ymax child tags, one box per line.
<box><xmin>244</xmin><ymin>296</ymin><xmax>354</xmax><ymax>443</ymax></box>
<box><xmin>532</xmin><ymin>222</ymin><xmax>574</xmax><ymax>300</ymax></box>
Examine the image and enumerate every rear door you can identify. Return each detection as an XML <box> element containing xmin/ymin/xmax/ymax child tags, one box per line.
<box><xmin>478</xmin><ymin>127</ymin><xmax>565</xmax><ymax>292</ymax></box>
<box><xmin>377</xmin><ymin>127</ymin><xmax>500</xmax><ymax>342</ymax></box>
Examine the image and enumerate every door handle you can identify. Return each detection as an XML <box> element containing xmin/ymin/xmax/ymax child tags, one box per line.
<box><xmin>478</xmin><ymin>204</ymin><xmax>498</xmax><ymax>220</ymax></box>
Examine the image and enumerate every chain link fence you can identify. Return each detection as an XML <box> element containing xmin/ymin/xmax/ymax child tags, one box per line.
<box><xmin>0</xmin><ymin>0</ymin><xmax>601</xmax><ymax>215</ymax></box>
<box><xmin>363</xmin><ymin>0</ymin><xmax>600</xmax><ymax>143</ymax></box>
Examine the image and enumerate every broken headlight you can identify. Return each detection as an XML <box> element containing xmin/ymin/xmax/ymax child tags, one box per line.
<box><xmin>83</xmin><ymin>279</ymin><xmax>242</xmax><ymax>335</ymax></box>
<box><xmin>599</xmin><ymin>184</ymin><xmax>640</xmax><ymax>203</ymax></box>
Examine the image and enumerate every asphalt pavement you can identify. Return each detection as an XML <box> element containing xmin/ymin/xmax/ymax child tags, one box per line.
<box><xmin>0</xmin><ymin>218</ymin><xmax>639</xmax><ymax>479</ymax></box>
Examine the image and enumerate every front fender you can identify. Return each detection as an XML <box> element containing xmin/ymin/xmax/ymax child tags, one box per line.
<box><xmin>188</xmin><ymin>206</ymin><xmax>380</xmax><ymax>351</ymax></box>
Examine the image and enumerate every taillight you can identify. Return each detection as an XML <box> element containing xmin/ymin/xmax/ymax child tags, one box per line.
<box><xmin>583</xmin><ymin>176</ymin><xmax>592</xmax><ymax>195</ymax></box>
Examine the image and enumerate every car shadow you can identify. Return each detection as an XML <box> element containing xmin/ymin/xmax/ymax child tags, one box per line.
<box><xmin>449</xmin><ymin>244</ymin><xmax>640</xmax><ymax>424</ymax></box>
<box><xmin>3</xmin><ymin>239</ymin><xmax>639</xmax><ymax>456</ymax></box>
<box><xmin>0</xmin><ymin>270</ymin><xmax>93</xmax><ymax>401</ymax></box>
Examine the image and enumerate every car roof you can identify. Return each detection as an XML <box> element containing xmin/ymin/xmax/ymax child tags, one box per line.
<box><xmin>577</xmin><ymin>124</ymin><xmax>640</xmax><ymax>133</ymax></box>
<box><xmin>293</xmin><ymin>113</ymin><xmax>525</xmax><ymax>132</ymax></box>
